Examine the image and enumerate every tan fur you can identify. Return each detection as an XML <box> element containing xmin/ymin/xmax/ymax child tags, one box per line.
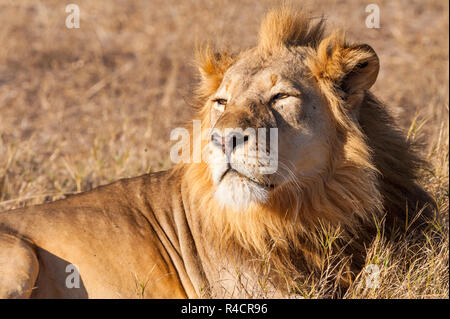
<box><xmin>0</xmin><ymin>7</ymin><xmax>434</xmax><ymax>298</ymax></box>
<box><xmin>179</xmin><ymin>5</ymin><xmax>434</xmax><ymax>294</ymax></box>
<box><xmin>258</xmin><ymin>4</ymin><xmax>325</xmax><ymax>51</ymax></box>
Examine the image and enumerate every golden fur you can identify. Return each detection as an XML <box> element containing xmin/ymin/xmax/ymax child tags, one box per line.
<box><xmin>179</xmin><ymin>5</ymin><xmax>435</xmax><ymax>292</ymax></box>
<box><xmin>0</xmin><ymin>6</ymin><xmax>435</xmax><ymax>298</ymax></box>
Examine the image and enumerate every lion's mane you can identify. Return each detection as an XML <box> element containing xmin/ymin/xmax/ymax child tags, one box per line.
<box><xmin>174</xmin><ymin>6</ymin><xmax>435</xmax><ymax>293</ymax></box>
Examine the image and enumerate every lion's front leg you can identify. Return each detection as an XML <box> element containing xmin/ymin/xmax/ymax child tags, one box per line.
<box><xmin>0</xmin><ymin>233</ymin><xmax>39</xmax><ymax>298</ymax></box>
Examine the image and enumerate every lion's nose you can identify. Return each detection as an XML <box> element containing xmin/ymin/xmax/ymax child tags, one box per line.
<box><xmin>211</xmin><ymin>131</ymin><xmax>249</xmax><ymax>154</ymax></box>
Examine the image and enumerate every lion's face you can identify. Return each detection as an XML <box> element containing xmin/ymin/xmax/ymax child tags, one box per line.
<box><xmin>196</xmin><ymin>9</ymin><xmax>380</xmax><ymax>212</ymax></box>
<box><xmin>205</xmin><ymin>48</ymin><xmax>333</xmax><ymax>211</ymax></box>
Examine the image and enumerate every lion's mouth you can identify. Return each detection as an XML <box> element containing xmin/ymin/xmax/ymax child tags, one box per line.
<box><xmin>220</xmin><ymin>167</ymin><xmax>275</xmax><ymax>189</ymax></box>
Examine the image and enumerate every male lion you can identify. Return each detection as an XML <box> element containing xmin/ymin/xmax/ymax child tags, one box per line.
<box><xmin>0</xmin><ymin>7</ymin><xmax>434</xmax><ymax>298</ymax></box>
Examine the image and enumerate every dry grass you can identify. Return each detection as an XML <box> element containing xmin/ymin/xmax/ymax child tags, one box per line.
<box><xmin>0</xmin><ymin>0</ymin><xmax>448</xmax><ymax>298</ymax></box>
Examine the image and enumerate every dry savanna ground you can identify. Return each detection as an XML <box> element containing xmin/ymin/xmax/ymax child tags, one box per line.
<box><xmin>0</xmin><ymin>0</ymin><xmax>448</xmax><ymax>298</ymax></box>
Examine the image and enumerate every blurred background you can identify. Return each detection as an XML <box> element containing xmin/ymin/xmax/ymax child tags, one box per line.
<box><xmin>0</xmin><ymin>0</ymin><xmax>448</xmax><ymax>210</ymax></box>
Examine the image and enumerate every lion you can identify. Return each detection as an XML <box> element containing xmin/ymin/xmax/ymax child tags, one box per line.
<box><xmin>0</xmin><ymin>6</ymin><xmax>434</xmax><ymax>298</ymax></box>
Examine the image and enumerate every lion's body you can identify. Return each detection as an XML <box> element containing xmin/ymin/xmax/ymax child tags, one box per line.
<box><xmin>0</xmin><ymin>6</ymin><xmax>434</xmax><ymax>298</ymax></box>
<box><xmin>0</xmin><ymin>171</ymin><xmax>201</xmax><ymax>298</ymax></box>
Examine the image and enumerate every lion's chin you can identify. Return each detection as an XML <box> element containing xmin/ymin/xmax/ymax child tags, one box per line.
<box><xmin>214</xmin><ymin>171</ymin><xmax>270</xmax><ymax>212</ymax></box>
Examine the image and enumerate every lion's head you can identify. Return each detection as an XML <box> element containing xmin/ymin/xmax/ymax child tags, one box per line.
<box><xmin>190</xmin><ymin>7</ymin><xmax>382</xmax><ymax>217</ymax></box>
<box><xmin>178</xmin><ymin>6</ymin><xmax>434</xmax><ymax>293</ymax></box>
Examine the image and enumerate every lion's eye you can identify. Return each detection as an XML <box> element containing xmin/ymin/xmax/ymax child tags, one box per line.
<box><xmin>271</xmin><ymin>93</ymin><xmax>289</xmax><ymax>103</ymax></box>
<box><xmin>213</xmin><ymin>99</ymin><xmax>227</xmax><ymax>106</ymax></box>
<box><xmin>212</xmin><ymin>98</ymin><xmax>227</xmax><ymax>111</ymax></box>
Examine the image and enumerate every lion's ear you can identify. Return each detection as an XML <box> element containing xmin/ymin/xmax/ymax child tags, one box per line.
<box><xmin>195</xmin><ymin>45</ymin><xmax>234</xmax><ymax>98</ymax></box>
<box><xmin>311</xmin><ymin>33</ymin><xmax>379</xmax><ymax>96</ymax></box>
<box><xmin>339</xmin><ymin>43</ymin><xmax>379</xmax><ymax>94</ymax></box>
